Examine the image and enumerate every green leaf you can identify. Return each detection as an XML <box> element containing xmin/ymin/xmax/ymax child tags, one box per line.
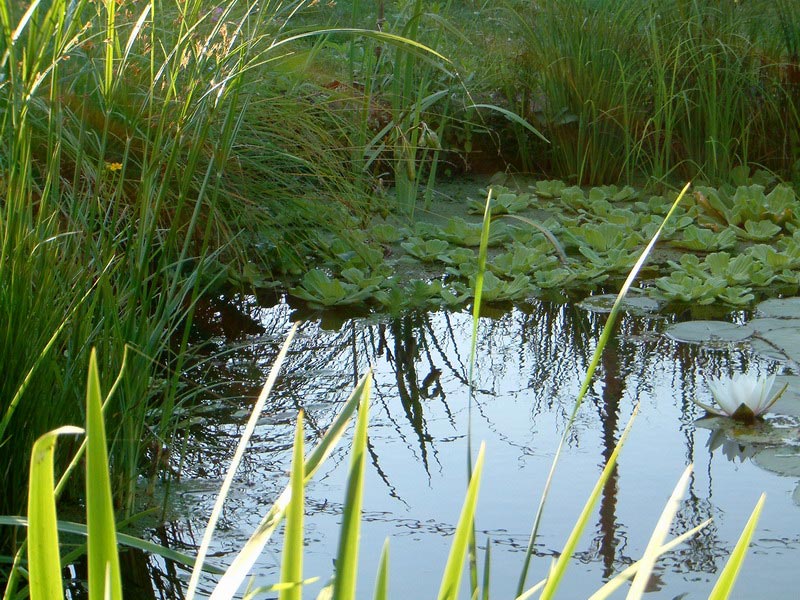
<box><xmin>534</xmin><ymin>179</ymin><xmax>566</xmax><ymax>198</ymax></box>
<box><xmin>333</xmin><ymin>374</ymin><xmax>372</xmax><ymax>600</ymax></box>
<box><xmin>539</xmin><ymin>409</ymin><xmax>638</xmax><ymax>599</ymax></box>
<box><xmin>85</xmin><ymin>349</ymin><xmax>123</xmax><ymax>600</ymax></box>
<box><xmin>208</xmin><ymin>374</ymin><xmax>374</xmax><ymax>598</ymax></box>
<box><xmin>372</xmin><ymin>539</ymin><xmax>390</xmax><ymax>600</ymax></box>
<box><xmin>708</xmin><ymin>494</ymin><xmax>766</xmax><ymax>599</ymax></box>
<box><xmin>279</xmin><ymin>413</ymin><xmax>305</xmax><ymax>600</ymax></box>
<box><xmin>27</xmin><ymin>426</ymin><xmax>83</xmax><ymax>600</ymax></box>
<box><xmin>437</xmin><ymin>443</ymin><xmax>485</xmax><ymax>600</ymax></box>
<box><xmin>0</xmin><ymin>516</ymin><xmax>225</xmax><ymax>574</ymax></box>
<box><xmin>628</xmin><ymin>466</ymin><xmax>693</xmax><ymax>598</ymax></box>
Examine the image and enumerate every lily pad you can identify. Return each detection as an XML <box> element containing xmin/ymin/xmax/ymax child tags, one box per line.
<box><xmin>756</xmin><ymin>296</ymin><xmax>800</xmax><ymax>318</ymax></box>
<box><xmin>665</xmin><ymin>320</ymin><xmax>752</xmax><ymax>344</ymax></box>
<box><xmin>696</xmin><ymin>416</ymin><xmax>800</xmax><ymax>447</ymax></box>
<box><xmin>578</xmin><ymin>294</ymin><xmax>660</xmax><ymax>315</ymax></box>
<box><xmin>753</xmin><ymin>446</ymin><xmax>800</xmax><ymax>478</ymax></box>
<box><xmin>770</xmin><ymin>376</ymin><xmax>800</xmax><ymax>417</ymax></box>
<box><xmin>747</xmin><ymin>318</ymin><xmax>800</xmax><ymax>363</ymax></box>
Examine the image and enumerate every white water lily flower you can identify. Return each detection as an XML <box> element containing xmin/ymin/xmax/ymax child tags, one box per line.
<box><xmin>694</xmin><ymin>373</ymin><xmax>787</xmax><ymax>422</ymax></box>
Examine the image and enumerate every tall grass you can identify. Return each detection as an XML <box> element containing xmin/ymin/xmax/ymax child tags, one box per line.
<box><xmin>512</xmin><ymin>0</ymin><xmax>800</xmax><ymax>185</ymax></box>
<box><xmin>1</xmin><ymin>0</ymin><xmax>436</xmax><ymax>526</ymax></box>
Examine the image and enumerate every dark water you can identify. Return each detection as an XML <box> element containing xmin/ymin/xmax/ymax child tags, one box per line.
<box><xmin>141</xmin><ymin>295</ymin><xmax>800</xmax><ymax>599</ymax></box>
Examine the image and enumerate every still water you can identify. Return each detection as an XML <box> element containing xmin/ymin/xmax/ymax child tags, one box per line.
<box><xmin>149</xmin><ymin>295</ymin><xmax>800</xmax><ymax>598</ymax></box>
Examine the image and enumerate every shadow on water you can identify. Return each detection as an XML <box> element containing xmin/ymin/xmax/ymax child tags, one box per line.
<box><xmin>114</xmin><ymin>294</ymin><xmax>800</xmax><ymax>598</ymax></box>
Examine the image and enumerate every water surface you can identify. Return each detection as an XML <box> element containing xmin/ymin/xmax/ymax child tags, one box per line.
<box><xmin>152</xmin><ymin>296</ymin><xmax>800</xmax><ymax>598</ymax></box>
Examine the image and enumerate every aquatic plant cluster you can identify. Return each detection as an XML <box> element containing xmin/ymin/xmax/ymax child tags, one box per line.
<box><xmin>290</xmin><ymin>175</ymin><xmax>800</xmax><ymax>311</ymax></box>
<box><xmin>0</xmin><ymin>0</ymin><xmax>798</xmax><ymax>595</ymax></box>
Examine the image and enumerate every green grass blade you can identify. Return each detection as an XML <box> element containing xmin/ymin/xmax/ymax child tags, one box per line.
<box><xmin>540</xmin><ymin>406</ymin><xmax>639</xmax><ymax>599</ymax></box>
<box><xmin>514</xmin><ymin>579</ymin><xmax>547</xmax><ymax>600</ymax></box>
<box><xmin>192</xmin><ymin>323</ymin><xmax>299</xmax><ymax>600</ymax></box>
<box><xmin>588</xmin><ymin>521</ymin><xmax>711</xmax><ymax>600</ymax></box>
<box><xmin>627</xmin><ymin>465</ymin><xmax>694</xmax><ymax>599</ymax></box>
<box><xmin>708</xmin><ymin>493</ymin><xmax>766</xmax><ymax>600</ymax></box>
<box><xmin>0</xmin><ymin>516</ymin><xmax>225</xmax><ymax>575</ymax></box>
<box><xmin>437</xmin><ymin>442</ymin><xmax>486</xmax><ymax>600</ymax></box>
<box><xmin>332</xmin><ymin>373</ymin><xmax>372</xmax><ymax>600</ymax></box>
<box><xmin>279</xmin><ymin>412</ymin><xmax>305</xmax><ymax>600</ymax></box>
<box><xmin>468</xmin><ymin>104</ymin><xmax>549</xmax><ymax>143</ymax></box>
<box><xmin>210</xmin><ymin>369</ymin><xmax>372</xmax><ymax>599</ymax></box>
<box><xmin>373</xmin><ymin>539</ymin><xmax>390</xmax><ymax>600</ymax></box>
<box><xmin>27</xmin><ymin>426</ymin><xmax>83</xmax><ymax>600</ymax></box>
<box><xmin>516</xmin><ymin>182</ymin><xmax>692</xmax><ymax>594</ymax></box>
<box><xmin>85</xmin><ymin>349</ymin><xmax>122</xmax><ymax>600</ymax></box>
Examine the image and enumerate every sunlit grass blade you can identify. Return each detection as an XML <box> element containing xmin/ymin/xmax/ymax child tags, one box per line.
<box><xmin>209</xmin><ymin>368</ymin><xmax>372</xmax><ymax>599</ymax></box>
<box><xmin>372</xmin><ymin>539</ymin><xmax>390</xmax><ymax>600</ymax></box>
<box><xmin>627</xmin><ymin>465</ymin><xmax>694</xmax><ymax>599</ymax></box>
<box><xmin>0</xmin><ymin>516</ymin><xmax>225</xmax><ymax>574</ymax></box>
<box><xmin>27</xmin><ymin>426</ymin><xmax>83</xmax><ymax>600</ymax></box>
<box><xmin>588</xmin><ymin>520</ymin><xmax>711</xmax><ymax>600</ymax></box>
<box><xmin>279</xmin><ymin>412</ymin><xmax>305</xmax><ymax>600</ymax></box>
<box><xmin>540</xmin><ymin>406</ymin><xmax>639</xmax><ymax>599</ymax></box>
<box><xmin>437</xmin><ymin>442</ymin><xmax>486</xmax><ymax>600</ymax></box>
<box><xmin>85</xmin><ymin>349</ymin><xmax>122</xmax><ymax>600</ymax></box>
<box><xmin>708</xmin><ymin>493</ymin><xmax>766</xmax><ymax>600</ymax></box>
<box><xmin>515</xmin><ymin>578</ymin><xmax>546</xmax><ymax>600</ymax></box>
<box><xmin>466</xmin><ymin>188</ymin><xmax>494</xmax><ymax>595</ymax></box>
<box><xmin>191</xmin><ymin>323</ymin><xmax>298</xmax><ymax>600</ymax></box>
<box><xmin>516</xmin><ymin>181</ymin><xmax>692</xmax><ymax>594</ymax></box>
<box><xmin>332</xmin><ymin>373</ymin><xmax>372</xmax><ymax>600</ymax></box>
<box><xmin>242</xmin><ymin>577</ymin><xmax>321</xmax><ymax>599</ymax></box>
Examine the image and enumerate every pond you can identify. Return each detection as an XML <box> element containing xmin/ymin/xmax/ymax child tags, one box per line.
<box><xmin>142</xmin><ymin>294</ymin><xmax>800</xmax><ymax>599</ymax></box>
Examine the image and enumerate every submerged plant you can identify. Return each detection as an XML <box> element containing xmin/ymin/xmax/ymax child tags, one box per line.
<box><xmin>694</xmin><ymin>373</ymin><xmax>788</xmax><ymax>423</ymax></box>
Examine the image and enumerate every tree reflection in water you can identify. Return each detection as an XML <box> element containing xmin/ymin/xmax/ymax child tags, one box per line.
<box><xmin>126</xmin><ymin>295</ymin><xmax>800</xmax><ymax>598</ymax></box>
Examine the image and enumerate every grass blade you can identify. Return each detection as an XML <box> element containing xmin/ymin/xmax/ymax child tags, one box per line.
<box><xmin>372</xmin><ymin>539</ymin><xmax>390</xmax><ymax>600</ymax></box>
<box><xmin>627</xmin><ymin>465</ymin><xmax>694</xmax><ymax>599</ymax></box>
<box><xmin>193</xmin><ymin>323</ymin><xmax>298</xmax><ymax>600</ymax></box>
<box><xmin>210</xmin><ymin>370</ymin><xmax>373</xmax><ymax>598</ymax></box>
<box><xmin>437</xmin><ymin>442</ymin><xmax>486</xmax><ymax>600</ymax></box>
<box><xmin>27</xmin><ymin>426</ymin><xmax>83</xmax><ymax>600</ymax></box>
<box><xmin>540</xmin><ymin>406</ymin><xmax>639</xmax><ymax>599</ymax></box>
<box><xmin>516</xmin><ymin>181</ymin><xmax>692</xmax><ymax>594</ymax></box>
<box><xmin>708</xmin><ymin>493</ymin><xmax>766</xmax><ymax>600</ymax></box>
<box><xmin>279</xmin><ymin>412</ymin><xmax>305</xmax><ymax>600</ymax></box>
<box><xmin>589</xmin><ymin>520</ymin><xmax>711</xmax><ymax>600</ymax></box>
<box><xmin>333</xmin><ymin>373</ymin><xmax>372</xmax><ymax>600</ymax></box>
<box><xmin>85</xmin><ymin>349</ymin><xmax>122</xmax><ymax>600</ymax></box>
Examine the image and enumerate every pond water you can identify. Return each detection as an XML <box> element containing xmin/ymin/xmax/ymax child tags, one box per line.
<box><xmin>145</xmin><ymin>295</ymin><xmax>800</xmax><ymax>599</ymax></box>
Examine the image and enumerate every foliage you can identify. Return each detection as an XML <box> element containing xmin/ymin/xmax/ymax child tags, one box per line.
<box><xmin>509</xmin><ymin>0</ymin><xmax>800</xmax><ymax>184</ymax></box>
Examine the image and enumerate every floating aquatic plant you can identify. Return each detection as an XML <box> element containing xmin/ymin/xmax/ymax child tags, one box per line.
<box><xmin>694</xmin><ymin>373</ymin><xmax>787</xmax><ymax>423</ymax></box>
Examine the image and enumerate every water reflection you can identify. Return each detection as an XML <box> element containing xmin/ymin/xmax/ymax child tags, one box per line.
<box><xmin>138</xmin><ymin>295</ymin><xmax>800</xmax><ymax>598</ymax></box>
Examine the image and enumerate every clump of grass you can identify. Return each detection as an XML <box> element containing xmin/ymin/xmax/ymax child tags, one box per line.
<box><xmin>0</xmin><ymin>0</ymin><xmax>404</xmax><ymax>526</ymax></box>
<box><xmin>510</xmin><ymin>0</ymin><xmax>800</xmax><ymax>186</ymax></box>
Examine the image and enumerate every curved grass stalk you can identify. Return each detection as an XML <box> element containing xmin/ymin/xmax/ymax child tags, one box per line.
<box><xmin>539</xmin><ymin>406</ymin><xmax>639</xmax><ymax>599</ymax></box>
<box><xmin>627</xmin><ymin>465</ymin><xmax>693</xmax><ymax>598</ymax></box>
<box><xmin>186</xmin><ymin>323</ymin><xmax>299</xmax><ymax>599</ymax></box>
<box><xmin>708</xmin><ymin>493</ymin><xmax>766</xmax><ymax>600</ymax></box>
<box><xmin>208</xmin><ymin>368</ymin><xmax>373</xmax><ymax>599</ymax></box>
<box><xmin>515</xmin><ymin>181</ymin><xmax>693</xmax><ymax>595</ymax></box>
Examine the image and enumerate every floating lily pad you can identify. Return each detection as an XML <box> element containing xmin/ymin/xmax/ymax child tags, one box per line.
<box><xmin>578</xmin><ymin>294</ymin><xmax>660</xmax><ymax>315</ymax></box>
<box><xmin>755</xmin><ymin>296</ymin><xmax>800</xmax><ymax>318</ymax></box>
<box><xmin>747</xmin><ymin>318</ymin><xmax>800</xmax><ymax>363</ymax></box>
<box><xmin>753</xmin><ymin>446</ymin><xmax>800</xmax><ymax>478</ymax></box>
<box><xmin>771</xmin><ymin>376</ymin><xmax>800</xmax><ymax>417</ymax></box>
<box><xmin>697</xmin><ymin>416</ymin><xmax>800</xmax><ymax>448</ymax></box>
<box><xmin>665</xmin><ymin>320</ymin><xmax>752</xmax><ymax>344</ymax></box>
